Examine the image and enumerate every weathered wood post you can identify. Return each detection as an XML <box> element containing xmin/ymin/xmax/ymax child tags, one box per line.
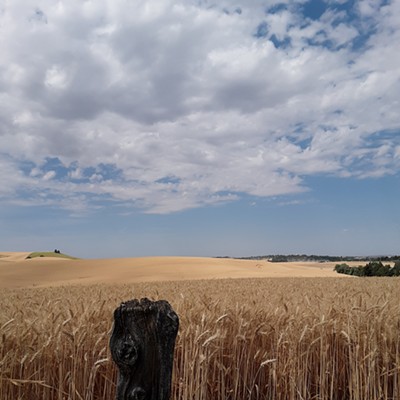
<box><xmin>110</xmin><ymin>298</ymin><xmax>179</xmax><ymax>400</ymax></box>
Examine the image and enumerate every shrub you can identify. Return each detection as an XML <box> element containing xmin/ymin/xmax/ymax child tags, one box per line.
<box><xmin>334</xmin><ymin>261</ymin><xmax>396</xmax><ymax>277</ymax></box>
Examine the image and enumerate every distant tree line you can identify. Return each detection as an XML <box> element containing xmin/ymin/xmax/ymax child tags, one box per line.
<box><xmin>232</xmin><ymin>254</ymin><xmax>400</xmax><ymax>263</ymax></box>
<box><xmin>334</xmin><ymin>261</ymin><xmax>400</xmax><ymax>277</ymax></box>
<box><xmin>268</xmin><ymin>254</ymin><xmax>349</xmax><ymax>262</ymax></box>
<box><xmin>234</xmin><ymin>254</ymin><xmax>348</xmax><ymax>262</ymax></box>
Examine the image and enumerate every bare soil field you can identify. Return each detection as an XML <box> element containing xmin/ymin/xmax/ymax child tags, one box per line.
<box><xmin>0</xmin><ymin>252</ymin><xmax>351</xmax><ymax>288</ymax></box>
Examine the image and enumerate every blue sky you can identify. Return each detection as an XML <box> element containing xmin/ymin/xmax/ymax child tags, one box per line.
<box><xmin>0</xmin><ymin>0</ymin><xmax>399</xmax><ymax>258</ymax></box>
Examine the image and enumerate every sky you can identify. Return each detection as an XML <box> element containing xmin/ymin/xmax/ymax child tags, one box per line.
<box><xmin>0</xmin><ymin>0</ymin><xmax>399</xmax><ymax>259</ymax></box>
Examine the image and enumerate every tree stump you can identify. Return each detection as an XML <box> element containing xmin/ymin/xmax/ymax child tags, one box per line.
<box><xmin>110</xmin><ymin>298</ymin><xmax>179</xmax><ymax>400</ymax></box>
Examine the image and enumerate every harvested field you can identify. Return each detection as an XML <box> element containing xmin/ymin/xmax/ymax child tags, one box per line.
<box><xmin>1</xmin><ymin>277</ymin><xmax>400</xmax><ymax>399</ymax></box>
<box><xmin>0</xmin><ymin>253</ymin><xmax>349</xmax><ymax>289</ymax></box>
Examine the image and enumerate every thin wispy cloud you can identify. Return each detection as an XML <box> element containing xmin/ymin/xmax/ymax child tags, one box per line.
<box><xmin>1</xmin><ymin>0</ymin><xmax>399</xmax><ymax>214</ymax></box>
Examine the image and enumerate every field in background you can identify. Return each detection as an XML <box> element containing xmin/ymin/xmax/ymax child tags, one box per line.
<box><xmin>0</xmin><ymin>253</ymin><xmax>349</xmax><ymax>289</ymax></box>
<box><xmin>1</xmin><ymin>277</ymin><xmax>400</xmax><ymax>399</ymax></box>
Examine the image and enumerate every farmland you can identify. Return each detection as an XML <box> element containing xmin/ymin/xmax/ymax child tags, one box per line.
<box><xmin>1</xmin><ymin>277</ymin><xmax>400</xmax><ymax>399</ymax></box>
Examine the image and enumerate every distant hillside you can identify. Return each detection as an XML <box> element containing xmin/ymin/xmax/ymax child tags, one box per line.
<box><xmin>231</xmin><ymin>254</ymin><xmax>400</xmax><ymax>263</ymax></box>
<box><xmin>26</xmin><ymin>251</ymin><xmax>78</xmax><ymax>260</ymax></box>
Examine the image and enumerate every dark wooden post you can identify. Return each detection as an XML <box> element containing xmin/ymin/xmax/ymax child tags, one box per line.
<box><xmin>110</xmin><ymin>298</ymin><xmax>179</xmax><ymax>400</ymax></box>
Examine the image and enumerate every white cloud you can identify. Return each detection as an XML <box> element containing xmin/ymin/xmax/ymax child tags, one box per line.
<box><xmin>0</xmin><ymin>0</ymin><xmax>399</xmax><ymax>213</ymax></box>
<box><xmin>44</xmin><ymin>65</ymin><xmax>69</xmax><ymax>89</ymax></box>
<box><xmin>358</xmin><ymin>0</ymin><xmax>382</xmax><ymax>17</ymax></box>
<box><xmin>13</xmin><ymin>110</ymin><xmax>34</xmax><ymax>126</ymax></box>
<box><xmin>42</xmin><ymin>170</ymin><xmax>56</xmax><ymax>181</ymax></box>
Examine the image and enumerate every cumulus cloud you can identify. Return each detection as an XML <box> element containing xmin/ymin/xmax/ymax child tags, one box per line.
<box><xmin>0</xmin><ymin>0</ymin><xmax>399</xmax><ymax>213</ymax></box>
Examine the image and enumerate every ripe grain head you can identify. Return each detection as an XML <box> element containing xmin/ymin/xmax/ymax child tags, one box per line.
<box><xmin>1</xmin><ymin>278</ymin><xmax>400</xmax><ymax>399</ymax></box>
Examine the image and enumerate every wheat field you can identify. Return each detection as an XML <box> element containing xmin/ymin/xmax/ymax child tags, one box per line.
<box><xmin>1</xmin><ymin>277</ymin><xmax>400</xmax><ymax>399</ymax></box>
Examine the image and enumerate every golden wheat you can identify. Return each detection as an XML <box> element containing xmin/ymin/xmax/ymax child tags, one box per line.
<box><xmin>1</xmin><ymin>278</ymin><xmax>400</xmax><ymax>399</ymax></box>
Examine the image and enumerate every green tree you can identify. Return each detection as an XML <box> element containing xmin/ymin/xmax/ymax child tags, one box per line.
<box><xmin>392</xmin><ymin>261</ymin><xmax>400</xmax><ymax>276</ymax></box>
